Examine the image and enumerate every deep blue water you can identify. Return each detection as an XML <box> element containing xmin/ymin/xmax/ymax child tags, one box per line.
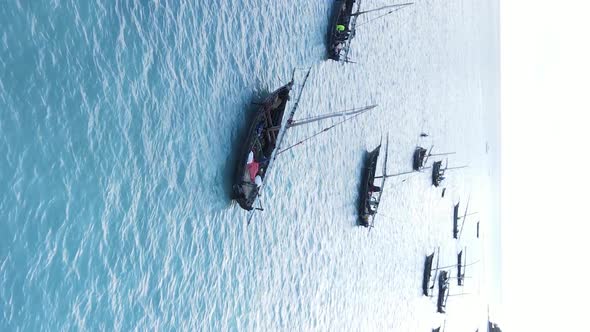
<box><xmin>1</xmin><ymin>0</ymin><xmax>500</xmax><ymax>330</ymax></box>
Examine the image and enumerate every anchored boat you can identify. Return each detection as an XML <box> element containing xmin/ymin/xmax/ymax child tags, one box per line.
<box><xmin>457</xmin><ymin>250</ymin><xmax>466</xmax><ymax>286</ymax></box>
<box><xmin>413</xmin><ymin>145</ymin><xmax>455</xmax><ymax>171</ymax></box>
<box><xmin>432</xmin><ymin>160</ymin><xmax>445</xmax><ymax>187</ymax></box>
<box><xmin>437</xmin><ymin>270</ymin><xmax>450</xmax><ymax>313</ymax></box>
<box><xmin>232</xmin><ymin>69</ymin><xmax>311</xmax><ymax>211</ymax></box>
<box><xmin>328</xmin><ymin>0</ymin><xmax>360</xmax><ymax>61</ymax></box>
<box><xmin>423</xmin><ymin>249</ymin><xmax>440</xmax><ymax>296</ymax></box>
<box><xmin>432</xmin><ymin>159</ymin><xmax>467</xmax><ymax>187</ymax></box>
<box><xmin>358</xmin><ymin>136</ymin><xmax>389</xmax><ymax>228</ymax></box>
<box><xmin>328</xmin><ymin>1</ymin><xmax>414</xmax><ymax>62</ymax></box>
<box><xmin>413</xmin><ymin>146</ymin><xmax>429</xmax><ymax>171</ymax></box>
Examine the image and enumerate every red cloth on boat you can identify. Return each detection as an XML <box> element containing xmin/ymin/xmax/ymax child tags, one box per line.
<box><xmin>247</xmin><ymin>161</ymin><xmax>259</xmax><ymax>181</ymax></box>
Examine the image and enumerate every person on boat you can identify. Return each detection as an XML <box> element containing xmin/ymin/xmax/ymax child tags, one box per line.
<box><xmin>367</xmin><ymin>196</ymin><xmax>378</xmax><ymax>215</ymax></box>
<box><xmin>256</xmin><ymin>121</ymin><xmax>264</xmax><ymax>132</ymax></box>
<box><xmin>246</xmin><ymin>151</ymin><xmax>260</xmax><ymax>181</ymax></box>
<box><xmin>336</xmin><ymin>24</ymin><xmax>345</xmax><ymax>32</ymax></box>
<box><xmin>257</xmin><ymin>154</ymin><xmax>270</xmax><ymax>165</ymax></box>
<box><xmin>369</xmin><ymin>184</ymin><xmax>381</xmax><ymax>192</ymax></box>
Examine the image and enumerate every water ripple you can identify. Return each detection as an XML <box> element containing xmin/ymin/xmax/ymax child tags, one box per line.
<box><xmin>0</xmin><ymin>0</ymin><xmax>498</xmax><ymax>331</ymax></box>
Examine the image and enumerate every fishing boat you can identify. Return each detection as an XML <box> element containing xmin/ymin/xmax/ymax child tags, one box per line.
<box><xmin>328</xmin><ymin>0</ymin><xmax>361</xmax><ymax>61</ymax></box>
<box><xmin>446</xmin><ymin>248</ymin><xmax>480</xmax><ymax>287</ymax></box>
<box><xmin>423</xmin><ymin>253</ymin><xmax>435</xmax><ymax>296</ymax></box>
<box><xmin>422</xmin><ymin>249</ymin><xmax>440</xmax><ymax>296</ymax></box>
<box><xmin>358</xmin><ymin>136</ymin><xmax>389</xmax><ymax>228</ymax></box>
<box><xmin>413</xmin><ymin>146</ymin><xmax>455</xmax><ymax>171</ymax></box>
<box><xmin>453</xmin><ymin>202</ymin><xmax>460</xmax><ymax>238</ymax></box>
<box><xmin>413</xmin><ymin>146</ymin><xmax>429</xmax><ymax>171</ymax></box>
<box><xmin>432</xmin><ymin>159</ymin><xmax>467</xmax><ymax>187</ymax></box>
<box><xmin>432</xmin><ymin>160</ymin><xmax>445</xmax><ymax>187</ymax></box>
<box><xmin>437</xmin><ymin>270</ymin><xmax>450</xmax><ymax>313</ymax></box>
<box><xmin>232</xmin><ymin>81</ymin><xmax>295</xmax><ymax>210</ymax></box>
<box><xmin>327</xmin><ymin>1</ymin><xmax>414</xmax><ymax>62</ymax></box>
<box><xmin>232</xmin><ymin>69</ymin><xmax>312</xmax><ymax>211</ymax></box>
<box><xmin>457</xmin><ymin>250</ymin><xmax>466</xmax><ymax>286</ymax></box>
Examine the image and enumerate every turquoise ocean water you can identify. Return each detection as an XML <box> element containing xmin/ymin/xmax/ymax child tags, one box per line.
<box><xmin>1</xmin><ymin>0</ymin><xmax>500</xmax><ymax>330</ymax></box>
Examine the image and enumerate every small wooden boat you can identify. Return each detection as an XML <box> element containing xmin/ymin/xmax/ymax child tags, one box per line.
<box><xmin>358</xmin><ymin>136</ymin><xmax>389</xmax><ymax>228</ymax></box>
<box><xmin>232</xmin><ymin>81</ymin><xmax>295</xmax><ymax>211</ymax></box>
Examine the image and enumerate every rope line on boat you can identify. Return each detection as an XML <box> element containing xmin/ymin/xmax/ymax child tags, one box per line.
<box><xmin>355</xmin><ymin>3</ymin><xmax>414</xmax><ymax>28</ymax></box>
<box><xmin>277</xmin><ymin>107</ymin><xmax>373</xmax><ymax>155</ymax></box>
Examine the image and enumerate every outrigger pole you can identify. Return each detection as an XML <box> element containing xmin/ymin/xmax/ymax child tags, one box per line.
<box><xmin>351</xmin><ymin>3</ymin><xmax>414</xmax><ymax>17</ymax></box>
<box><xmin>457</xmin><ymin>196</ymin><xmax>471</xmax><ymax>239</ymax></box>
<box><xmin>374</xmin><ymin>170</ymin><xmax>414</xmax><ymax>179</ymax></box>
<box><xmin>423</xmin><ymin>145</ymin><xmax>455</xmax><ymax>165</ymax></box>
<box><xmin>435</xmin><ymin>260</ymin><xmax>480</xmax><ymax>271</ymax></box>
<box><xmin>430</xmin><ymin>152</ymin><xmax>456</xmax><ymax>157</ymax></box>
<box><xmin>369</xmin><ymin>134</ymin><xmax>390</xmax><ymax>233</ymax></box>
<box><xmin>446</xmin><ymin>165</ymin><xmax>468</xmax><ymax>171</ymax></box>
<box><xmin>288</xmin><ymin>104</ymin><xmax>377</xmax><ymax>127</ymax></box>
<box><xmin>428</xmin><ymin>247</ymin><xmax>441</xmax><ymax>296</ymax></box>
<box><xmin>277</xmin><ymin>104</ymin><xmax>377</xmax><ymax>155</ymax></box>
<box><xmin>355</xmin><ymin>3</ymin><xmax>415</xmax><ymax>28</ymax></box>
<box><xmin>247</xmin><ymin>199</ymin><xmax>264</xmax><ymax>225</ymax></box>
<box><xmin>273</xmin><ymin>68</ymin><xmax>313</xmax><ymax>157</ymax></box>
<box><xmin>246</xmin><ymin>67</ymin><xmax>312</xmax><ymax>226</ymax></box>
<box><xmin>458</xmin><ymin>212</ymin><xmax>478</xmax><ymax>219</ymax></box>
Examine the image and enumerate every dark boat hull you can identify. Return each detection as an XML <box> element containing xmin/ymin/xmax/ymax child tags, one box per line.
<box><xmin>453</xmin><ymin>203</ymin><xmax>459</xmax><ymax>238</ymax></box>
<box><xmin>413</xmin><ymin>147</ymin><xmax>427</xmax><ymax>171</ymax></box>
<box><xmin>437</xmin><ymin>271</ymin><xmax>449</xmax><ymax>313</ymax></box>
<box><xmin>432</xmin><ymin>160</ymin><xmax>443</xmax><ymax>187</ymax></box>
<box><xmin>327</xmin><ymin>0</ymin><xmax>358</xmax><ymax>61</ymax></box>
<box><xmin>358</xmin><ymin>145</ymin><xmax>381</xmax><ymax>226</ymax></box>
<box><xmin>422</xmin><ymin>253</ymin><xmax>435</xmax><ymax>296</ymax></box>
<box><xmin>457</xmin><ymin>251</ymin><xmax>464</xmax><ymax>286</ymax></box>
<box><xmin>232</xmin><ymin>82</ymin><xmax>293</xmax><ymax>210</ymax></box>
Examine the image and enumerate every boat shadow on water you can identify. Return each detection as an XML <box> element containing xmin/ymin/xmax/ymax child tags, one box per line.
<box><xmin>221</xmin><ymin>89</ymin><xmax>271</xmax><ymax>207</ymax></box>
